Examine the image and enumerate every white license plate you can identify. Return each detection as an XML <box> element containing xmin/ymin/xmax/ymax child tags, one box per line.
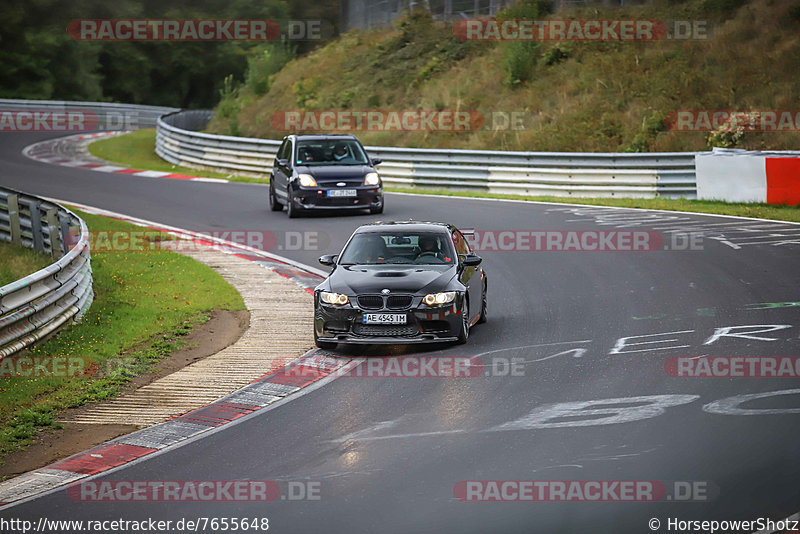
<box><xmin>363</xmin><ymin>313</ymin><xmax>407</xmax><ymax>325</ymax></box>
<box><xmin>327</xmin><ymin>189</ymin><xmax>357</xmax><ymax>198</ymax></box>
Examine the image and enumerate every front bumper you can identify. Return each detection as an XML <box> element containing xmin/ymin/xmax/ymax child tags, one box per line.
<box><xmin>315</xmin><ymin>298</ymin><xmax>462</xmax><ymax>345</ymax></box>
<box><xmin>293</xmin><ymin>186</ymin><xmax>383</xmax><ymax>210</ymax></box>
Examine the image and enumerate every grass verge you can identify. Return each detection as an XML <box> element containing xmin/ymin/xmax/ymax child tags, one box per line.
<box><xmin>0</xmin><ymin>210</ymin><xmax>245</xmax><ymax>465</ymax></box>
<box><xmin>88</xmin><ymin>131</ymin><xmax>800</xmax><ymax>223</ymax></box>
<box><xmin>0</xmin><ymin>241</ymin><xmax>53</xmax><ymax>287</ymax></box>
<box><xmin>87</xmin><ymin>130</ymin><xmax>265</xmax><ymax>184</ymax></box>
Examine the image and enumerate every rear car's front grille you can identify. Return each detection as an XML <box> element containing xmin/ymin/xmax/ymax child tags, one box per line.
<box><xmin>336</xmin><ymin>180</ymin><xmax>364</xmax><ymax>187</ymax></box>
<box><xmin>357</xmin><ymin>294</ymin><xmax>414</xmax><ymax>310</ymax></box>
<box><xmin>353</xmin><ymin>324</ymin><xmax>419</xmax><ymax>337</ymax></box>
<box><xmin>304</xmin><ymin>196</ymin><xmax>361</xmax><ymax>207</ymax></box>
<box><xmin>386</xmin><ymin>295</ymin><xmax>413</xmax><ymax>309</ymax></box>
<box><xmin>357</xmin><ymin>295</ymin><xmax>384</xmax><ymax>309</ymax></box>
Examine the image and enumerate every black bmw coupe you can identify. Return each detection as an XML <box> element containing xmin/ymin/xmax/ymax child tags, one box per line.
<box><xmin>314</xmin><ymin>221</ymin><xmax>487</xmax><ymax>348</ymax></box>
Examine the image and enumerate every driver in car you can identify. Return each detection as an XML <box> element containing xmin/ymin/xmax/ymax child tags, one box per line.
<box><xmin>332</xmin><ymin>142</ymin><xmax>357</xmax><ymax>163</ymax></box>
<box><xmin>416</xmin><ymin>235</ymin><xmax>444</xmax><ymax>262</ymax></box>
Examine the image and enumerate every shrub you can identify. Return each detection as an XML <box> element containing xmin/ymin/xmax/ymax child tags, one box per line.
<box><xmin>216</xmin><ymin>75</ymin><xmax>239</xmax><ymax>119</ymax></box>
<box><xmin>503</xmin><ymin>41</ymin><xmax>539</xmax><ymax>85</ymax></box>
<box><xmin>245</xmin><ymin>43</ymin><xmax>295</xmax><ymax>96</ymax></box>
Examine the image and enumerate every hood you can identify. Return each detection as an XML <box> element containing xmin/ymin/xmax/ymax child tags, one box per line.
<box><xmin>326</xmin><ymin>264</ymin><xmax>456</xmax><ymax>295</ymax></box>
<box><xmin>296</xmin><ymin>165</ymin><xmax>372</xmax><ymax>184</ymax></box>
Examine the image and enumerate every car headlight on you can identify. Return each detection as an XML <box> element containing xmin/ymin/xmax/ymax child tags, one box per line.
<box><xmin>364</xmin><ymin>172</ymin><xmax>381</xmax><ymax>186</ymax></box>
<box><xmin>320</xmin><ymin>291</ymin><xmax>349</xmax><ymax>305</ymax></box>
<box><xmin>423</xmin><ymin>291</ymin><xmax>456</xmax><ymax>306</ymax></box>
<box><xmin>298</xmin><ymin>174</ymin><xmax>317</xmax><ymax>187</ymax></box>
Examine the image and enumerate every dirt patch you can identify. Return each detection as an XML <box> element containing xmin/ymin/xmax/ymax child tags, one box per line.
<box><xmin>0</xmin><ymin>309</ymin><xmax>249</xmax><ymax>479</ymax></box>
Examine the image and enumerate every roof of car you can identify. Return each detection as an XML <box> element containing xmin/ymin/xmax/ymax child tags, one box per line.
<box><xmin>355</xmin><ymin>221</ymin><xmax>455</xmax><ymax>234</ymax></box>
<box><xmin>290</xmin><ymin>134</ymin><xmax>358</xmax><ymax>140</ymax></box>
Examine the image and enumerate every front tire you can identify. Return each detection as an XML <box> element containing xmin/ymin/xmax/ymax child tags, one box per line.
<box><xmin>478</xmin><ymin>280</ymin><xmax>487</xmax><ymax>324</ymax></box>
<box><xmin>369</xmin><ymin>199</ymin><xmax>384</xmax><ymax>215</ymax></box>
<box><xmin>269</xmin><ymin>181</ymin><xmax>283</xmax><ymax>212</ymax></box>
<box><xmin>457</xmin><ymin>297</ymin><xmax>470</xmax><ymax>344</ymax></box>
<box><xmin>287</xmin><ymin>187</ymin><xmax>303</xmax><ymax>218</ymax></box>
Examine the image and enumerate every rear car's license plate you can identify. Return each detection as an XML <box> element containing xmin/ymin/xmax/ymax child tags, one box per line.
<box><xmin>363</xmin><ymin>313</ymin><xmax>407</xmax><ymax>325</ymax></box>
<box><xmin>327</xmin><ymin>189</ymin><xmax>357</xmax><ymax>197</ymax></box>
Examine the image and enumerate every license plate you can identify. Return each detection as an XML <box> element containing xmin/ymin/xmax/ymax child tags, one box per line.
<box><xmin>363</xmin><ymin>313</ymin><xmax>407</xmax><ymax>325</ymax></box>
<box><xmin>327</xmin><ymin>189</ymin><xmax>357</xmax><ymax>198</ymax></box>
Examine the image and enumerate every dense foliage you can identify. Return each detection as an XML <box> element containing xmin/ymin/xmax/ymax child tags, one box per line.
<box><xmin>0</xmin><ymin>0</ymin><xmax>337</xmax><ymax>108</ymax></box>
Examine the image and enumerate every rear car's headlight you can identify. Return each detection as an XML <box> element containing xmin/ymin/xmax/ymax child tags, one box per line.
<box><xmin>364</xmin><ymin>172</ymin><xmax>381</xmax><ymax>186</ymax></box>
<box><xmin>423</xmin><ymin>291</ymin><xmax>456</xmax><ymax>306</ymax></box>
<box><xmin>298</xmin><ymin>174</ymin><xmax>317</xmax><ymax>187</ymax></box>
<box><xmin>320</xmin><ymin>291</ymin><xmax>349</xmax><ymax>306</ymax></box>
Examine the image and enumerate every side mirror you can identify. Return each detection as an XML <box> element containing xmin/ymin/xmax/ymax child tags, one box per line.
<box><xmin>371</xmin><ymin>157</ymin><xmax>382</xmax><ymax>166</ymax></box>
<box><xmin>461</xmin><ymin>254</ymin><xmax>482</xmax><ymax>267</ymax></box>
<box><xmin>277</xmin><ymin>158</ymin><xmax>289</xmax><ymax>167</ymax></box>
<box><xmin>319</xmin><ymin>254</ymin><xmax>338</xmax><ymax>267</ymax></box>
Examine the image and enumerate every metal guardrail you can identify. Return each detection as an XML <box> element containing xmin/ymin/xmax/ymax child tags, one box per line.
<box><xmin>0</xmin><ymin>98</ymin><xmax>178</xmax><ymax>129</ymax></box>
<box><xmin>157</xmin><ymin>111</ymin><xmax>700</xmax><ymax>198</ymax></box>
<box><xmin>0</xmin><ymin>187</ymin><xmax>93</xmax><ymax>358</ymax></box>
<box><xmin>1</xmin><ymin>98</ymin><xmax>700</xmax><ymax>197</ymax></box>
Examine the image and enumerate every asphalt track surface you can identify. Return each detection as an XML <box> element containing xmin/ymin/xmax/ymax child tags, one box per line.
<box><xmin>2</xmin><ymin>132</ymin><xmax>800</xmax><ymax>533</ymax></box>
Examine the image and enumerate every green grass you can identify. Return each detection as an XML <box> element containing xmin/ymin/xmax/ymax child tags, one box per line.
<box><xmin>0</xmin><ymin>210</ymin><xmax>245</xmax><ymax>465</ymax></box>
<box><xmin>89</xmin><ymin>130</ymin><xmax>800</xmax><ymax>223</ymax></box>
<box><xmin>0</xmin><ymin>241</ymin><xmax>53</xmax><ymax>287</ymax></box>
<box><xmin>87</xmin><ymin>129</ymin><xmax>265</xmax><ymax>184</ymax></box>
<box><xmin>386</xmin><ymin>187</ymin><xmax>800</xmax><ymax>223</ymax></box>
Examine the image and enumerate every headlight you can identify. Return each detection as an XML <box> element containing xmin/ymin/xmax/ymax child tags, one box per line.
<box><xmin>423</xmin><ymin>291</ymin><xmax>456</xmax><ymax>306</ymax></box>
<box><xmin>364</xmin><ymin>172</ymin><xmax>381</xmax><ymax>186</ymax></box>
<box><xmin>320</xmin><ymin>291</ymin><xmax>349</xmax><ymax>305</ymax></box>
<box><xmin>298</xmin><ymin>174</ymin><xmax>317</xmax><ymax>187</ymax></box>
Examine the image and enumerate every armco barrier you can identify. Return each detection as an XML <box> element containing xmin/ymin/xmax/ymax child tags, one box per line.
<box><xmin>1</xmin><ymin>99</ymin><xmax>699</xmax><ymax>198</ymax></box>
<box><xmin>157</xmin><ymin>111</ymin><xmax>699</xmax><ymax>199</ymax></box>
<box><xmin>0</xmin><ymin>186</ymin><xmax>93</xmax><ymax>358</ymax></box>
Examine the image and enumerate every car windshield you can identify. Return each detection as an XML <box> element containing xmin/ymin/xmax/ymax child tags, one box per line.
<box><xmin>339</xmin><ymin>232</ymin><xmax>456</xmax><ymax>265</ymax></box>
<box><xmin>295</xmin><ymin>139</ymin><xmax>369</xmax><ymax>166</ymax></box>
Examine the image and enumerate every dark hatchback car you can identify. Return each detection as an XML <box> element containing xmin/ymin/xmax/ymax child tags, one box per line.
<box><xmin>269</xmin><ymin>134</ymin><xmax>384</xmax><ymax>218</ymax></box>
<box><xmin>314</xmin><ymin>221</ymin><xmax>487</xmax><ymax>348</ymax></box>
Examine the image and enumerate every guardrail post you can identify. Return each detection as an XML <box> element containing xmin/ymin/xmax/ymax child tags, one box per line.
<box><xmin>8</xmin><ymin>194</ymin><xmax>22</xmax><ymax>245</ymax></box>
<box><xmin>59</xmin><ymin>214</ymin><xmax>72</xmax><ymax>255</ymax></box>
<box><xmin>28</xmin><ymin>200</ymin><xmax>44</xmax><ymax>252</ymax></box>
<box><xmin>45</xmin><ymin>208</ymin><xmax>63</xmax><ymax>260</ymax></box>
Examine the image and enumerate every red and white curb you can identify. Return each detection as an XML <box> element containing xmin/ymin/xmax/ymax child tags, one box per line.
<box><xmin>0</xmin><ymin>352</ymin><xmax>356</xmax><ymax>507</ymax></box>
<box><xmin>0</xmin><ymin>201</ymin><xmax>346</xmax><ymax>508</ymax></box>
<box><xmin>22</xmin><ymin>131</ymin><xmax>229</xmax><ymax>183</ymax></box>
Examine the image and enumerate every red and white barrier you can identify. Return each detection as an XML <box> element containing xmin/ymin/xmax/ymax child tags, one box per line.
<box><xmin>696</xmin><ymin>150</ymin><xmax>800</xmax><ymax>205</ymax></box>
